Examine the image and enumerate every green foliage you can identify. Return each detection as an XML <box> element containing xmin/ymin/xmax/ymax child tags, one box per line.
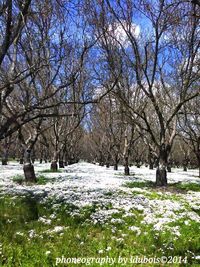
<box><xmin>12</xmin><ymin>175</ymin><xmax>50</xmax><ymax>185</ymax></box>
<box><xmin>36</xmin><ymin>175</ymin><xmax>49</xmax><ymax>185</ymax></box>
<box><xmin>124</xmin><ymin>180</ymin><xmax>200</xmax><ymax>193</ymax></box>
<box><xmin>40</xmin><ymin>169</ymin><xmax>62</xmax><ymax>173</ymax></box>
<box><xmin>12</xmin><ymin>175</ymin><xmax>25</xmax><ymax>185</ymax></box>
<box><xmin>124</xmin><ymin>181</ymin><xmax>155</xmax><ymax>188</ymax></box>
<box><xmin>171</xmin><ymin>182</ymin><xmax>200</xmax><ymax>192</ymax></box>
<box><xmin>0</xmin><ymin>195</ymin><xmax>199</xmax><ymax>267</ymax></box>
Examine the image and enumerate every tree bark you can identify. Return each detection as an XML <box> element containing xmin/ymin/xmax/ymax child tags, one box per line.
<box><xmin>183</xmin><ymin>158</ymin><xmax>188</xmax><ymax>172</ymax></box>
<box><xmin>51</xmin><ymin>160</ymin><xmax>58</xmax><ymax>170</ymax></box>
<box><xmin>51</xmin><ymin>151</ymin><xmax>58</xmax><ymax>171</ymax></box>
<box><xmin>167</xmin><ymin>159</ymin><xmax>172</xmax><ymax>172</ymax></box>
<box><xmin>156</xmin><ymin>144</ymin><xmax>169</xmax><ymax>186</ymax></box>
<box><xmin>136</xmin><ymin>160</ymin><xmax>141</xmax><ymax>168</ymax></box>
<box><xmin>59</xmin><ymin>160</ymin><xmax>64</xmax><ymax>168</ymax></box>
<box><xmin>2</xmin><ymin>158</ymin><xmax>8</xmax><ymax>165</ymax></box>
<box><xmin>123</xmin><ymin>127</ymin><xmax>130</xmax><ymax>175</ymax></box>
<box><xmin>148</xmin><ymin>148</ymin><xmax>154</xmax><ymax>169</ymax></box>
<box><xmin>99</xmin><ymin>152</ymin><xmax>104</xmax><ymax>166</ymax></box>
<box><xmin>197</xmin><ymin>154</ymin><xmax>200</xmax><ymax>178</ymax></box>
<box><xmin>23</xmin><ymin>149</ymin><xmax>36</xmax><ymax>183</ymax></box>
<box><xmin>124</xmin><ymin>156</ymin><xmax>130</xmax><ymax>175</ymax></box>
<box><xmin>114</xmin><ymin>163</ymin><xmax>118</xmax><ymax>170</ymax></box>
<box><xmin>149</xmin><ymin>162</ymin><xmax>154</xmax><ymax>170</ymax></box>
<box><xmin>1</xmin><ymin>138</ymin><xmax>10</xmax><ymax>165</ymax></box>
<box><xmin>19</xmin><ymin>144</ymin><xmax>24</xmax><ymax>164</ymax></box>
<box><xmin>1</xmin><ymin>144</ymin><xmax>8</xmax><ymax>165</ymax></box>
<box><xmin>156</xmin><ymin>168</ymin><xmax>167</xmax><ymax>186</ymax></box>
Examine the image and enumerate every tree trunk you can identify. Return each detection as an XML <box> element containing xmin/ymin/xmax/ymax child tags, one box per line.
<box><xmin>156</xmin><ymin>168</ymin><xmax>167</xmax><ymax>186</ymax></box>
<box><xmin>167</xmin><ymin>166</ymin><xmax>171</xmax><ymax>172</ymax></box>
<box><xmin>105</xmin><ymin>152</ymin><xmax>111</xmax><ymax>168</ymax></box>
<box><xmin>31</xmin><ymin>149</ymin><xmax>35</xmax><ymax>164</ymax></box>
<box><xmin>167</xmin><ymin>160</ymin><xmax>171</xmax><ymax>172</ymax></box>
<box><xmin>124</xmin><ymin>166</ymin><xmax>130</xmax><ymax>175</ymax></box>
<box><xmin>1</xmin><ymin>139</ymin><xmax>9</xmax><ymax>165</ymax></box>
<box><xmin>124</xmin><ymin>156</ymin><xmax>130</xmax><ymax>175</ymax></box>
<box><xmin>51</xmin><ymin>151</ymin><xmax>58</xmax><ymax>171</ymax></box>
<box><xmin>51</xmin><ymin>160</ymin><xmax>58</xmax><ymax>171</ymax></box>
<box><xmin>24</xmin><ymin>164</ymin><xmax>36</xmax><ymax>182</ymax></box>
<box><xmin>148</xmin><ymin>148</ymin><xmax>155</xmax><ymax>169</ymax></box>
<box><xmin>123</xmin><ymin>127</ymin><xmax>130</xmax><ymax>176</ymax></box>
<box><xmin>19</xmin><ymin>145</ymin><xmax>24</xmax><ymax>164</ymax></box>
<box><xmin>149</xmin><ymin>162</ymin><xmax>154</xmax><ymax>170</ymax></box>
<box><xmin>156</xmin><ymin>144</ymin><xmax>169</xmax><ymax>186</ymax></box>
<box><xmin>183</xmin><ymin>158</ymin><xmax>188</xmax><ymax>172</ymax></box>
<box><xmin>106</xmin><ymin>162</ymin><xmax>110</xmax><ymax>168</ymax></box>
<box><xmin>44</xmin><ymin>149</ymin><xmax>48</xmax><ymax>163</ymax></box>
<box><xmin>23</xmin><ymin>149</ymin><xmax>36</xmax><ymax>183</ymax></box>
<box><xmin>2</xmin><ymin>158</ymin><xmax>8</xmax><ymax>165</ymax></box>
<box><xmin>136</xmin><ymin>160</ymin><xmax>141</xmax><ymax>168</ymax></box>
<box><xmin>39</xmin><ymin>150</ymin><xmax>44</xmax><ymax>164</ymax></box>
<box><xmin>99</xmin><ymin>152</ymin><xmax>105</xmax><ymax>166</ymax></box>
<box><xmin>114</xmin><ymin>164</ymin><xmax>118</xmax><ymax>170</ymax></box>
<box><xmin>197</xmin><ymin>154</ymin><xmax>200</xmax><ymax>178</ymax></box>
<box><xmin>59</xmin><ymin>160</ymin><xmax>64</xmax><ymax>168</ymax></box>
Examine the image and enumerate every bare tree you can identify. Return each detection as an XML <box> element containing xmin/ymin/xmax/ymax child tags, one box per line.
<box><xmin>178</xmin><ymin>98</ymin><xmax>200</xmax><ymax>177</ymax></box>
<box><xmin>0</xmin><ymin>0</ymin><xmax>32</xmax><ymax>65</ymax></box>
<box><xmin>85</xmin><ymin>0</ymin><xmax>199</xmax><ymax>185</ymax></box>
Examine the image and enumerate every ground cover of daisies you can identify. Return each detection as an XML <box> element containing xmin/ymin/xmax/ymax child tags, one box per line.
<box><xmin>0</xmin><ymin>162</ymin><xmax>200</xmax><ymax>266</ymax></box>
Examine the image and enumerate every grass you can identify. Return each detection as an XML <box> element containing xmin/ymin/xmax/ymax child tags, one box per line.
<box><xmin>12</xmin><ymin>175</ymin><xmax>50</xmax><ymax>185</ymax></box>
<box><xmin>124</xmin><ymin>180</ymin><xmax>200</xmax><ymax>193</ymax></box>
<box><xmin>172</xmin><ymin>182</ymin><xmax>200</xmax><ymax>192</ymax></box>
<box><xmin>0</xmin><ymin>195</ymin><xmax>200</xmax><ymax>266</ymax></box>
<box><xmin>39</xmin><ymin>169</ymin><xmax>62</xmax><ymax>173</ymax></box>
<box><xmin>123</xmin><ymin>180</ymin><xmax>200</xmax><ymax>202</ymax></box>
<box><xmin>124</xmin><ymin>181</ymin><xmax>155</xmax><ymax>189</ymax></box>
<box><xmin>12</xmin><ymin>175</ymin><xmax>25</xmax><ymax>185</ymax></box>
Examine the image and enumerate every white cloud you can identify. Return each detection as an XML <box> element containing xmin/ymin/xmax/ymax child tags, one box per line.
<box><xmin>107</xmin><ymin>21</ymin><xmax>140</xmax><ymax>47</ymax></box>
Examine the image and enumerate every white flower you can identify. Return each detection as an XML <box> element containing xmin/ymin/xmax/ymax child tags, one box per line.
<box><xmin>52</xmin><ymin>226</ymin><xmax>64</xmax><ymax>233</ymax></box>
<box><xmin>38</xmin><ymin>217</ymin><xmax>51</xmax><ymax>225</ymax></box>
<box><xmin>16</xmin><ymin>232</ymin><xmax>24</xmax><ymax>236</ymax></box>
<box><xmin>116</xmin><ymin>238</ymin><xmax>124</xmax><ymax>243</ymax></box>
<box><xmin>129</xmin><ymin>226</ymin><xmax>141</xmax><ymax>236</ymax></box>
<box><xmin>45</xmin><ymin>251</ymin><xmax>51</xmax><ymax>255</ymax></box>
<box><xmin>106</xmin><ymin>246</ymin><xmax>111</xmax><ymax>251</ymax></box>
<box><xmin>111</xmin><ymin>218</ymin><xmax>124</xmax><ymax>224</ymax></box>
<box><xmin>28</xmin><ymin>230</ymin><xmax>36</xmax><ymax>238</ymax></box>
<box><xmin>98</xmin><ymin>250</ymin><xmax>104</xmax><ymax>254</ymax></box>
<box><xmin>122</xmin><ymin>212</ymin><xmax>135</xmax><ymax>218</ymax></box>
<box><xmin>50</xmin><ymin>214</ymin><xmax>56</xmax><ymax>219</ymax></box>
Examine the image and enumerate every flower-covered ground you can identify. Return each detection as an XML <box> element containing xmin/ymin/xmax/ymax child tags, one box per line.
<box><xmin>0</xmin><ymin>162</ymin><xmax>200</xmax><ymax>266</ymax></box>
